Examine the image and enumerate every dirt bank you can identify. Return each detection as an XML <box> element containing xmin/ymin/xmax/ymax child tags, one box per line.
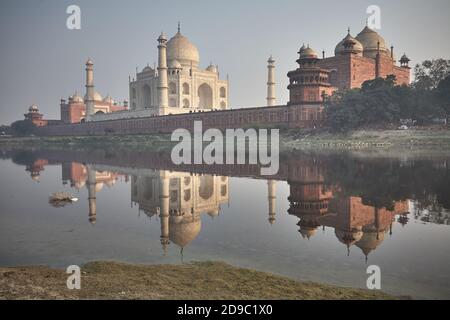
<box><xmin>0</xmin><ymin>261</ymin><xmax>398</xmax><ymax>300</ymax></box>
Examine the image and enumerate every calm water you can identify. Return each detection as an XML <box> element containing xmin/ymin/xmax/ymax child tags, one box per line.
<box><xmin>1</xmin><ymin>147</ymin><xmax>450</xmax><ymax>299</ymax></box>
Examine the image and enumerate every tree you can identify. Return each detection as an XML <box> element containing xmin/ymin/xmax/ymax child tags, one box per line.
<box><xmin>414</xmin><ymin>59</ymin><xmax>450</xmax><ymax>90</ymax></box>
<box><xmin>11</xmin><ymin>120</ymin><xmax>36</xmax><ymax>136</ymax></box>
<box><xmin>436</xmin><ymin>75</ymin><xmax>450</xmax><ymax>124</ymax></box>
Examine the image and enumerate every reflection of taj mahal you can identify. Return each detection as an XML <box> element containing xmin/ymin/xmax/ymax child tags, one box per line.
<box><xmin>130</xmin><ymin>171</ymin><xmax>229</xmax><ymax>250</ymax></box>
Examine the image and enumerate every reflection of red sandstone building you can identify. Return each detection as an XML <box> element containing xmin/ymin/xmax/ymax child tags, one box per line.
<box><xmin>60</xmin><ymin>92</ymin><xmax>128</xmax><ymax>123</ymax></box>
<box><xmin>287</xmin><ymin>158</ymin><xmax>409</xmax><ymax>260</ymax></box>
<box><xmin>26</xmin><ymin>159</ymin><xmax>49</xmax><ymax>181</ymax></box>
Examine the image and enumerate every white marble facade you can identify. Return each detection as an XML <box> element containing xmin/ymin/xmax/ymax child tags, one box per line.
<box><xmin>129</xmin><ymin>26</ymin><xmax>229</xmax><ymax>116</ymax></box>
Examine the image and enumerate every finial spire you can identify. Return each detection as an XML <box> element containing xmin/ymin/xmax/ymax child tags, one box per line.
<box><xmin>347</xmin><ymin>26</ymin><xmax>350</xmax><ymax>34</ymax></box>
<box><xmin>178</xmin><ymin>21</ymin><xmax>181</xmax><ymax>33</ymax></box>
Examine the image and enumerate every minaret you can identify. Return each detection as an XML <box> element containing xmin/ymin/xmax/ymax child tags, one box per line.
<box><xmin>375</xmin><ymin>41</ymin><xmax>381</xmax><ymax>78</ymax></box>
<box><xmin>157</xmin><ymin>33</ymin><xmax>169</xmax><ymax>115</ymax></box>
<box><xmin>267</xmin><ymin>180</ymin><xmax>276</xmax><ymax>224</ymax></box>
<box><xmin>85</xmin><ymin>58</ymin><xmax>95</xmax><ymax>121</ymax></box>
<box><xmin>86</xmin><ymin>165</ymin><xmax>97</xmax><ymax>224</ymax></box>
<box><xmin>159</xmin><ymin>172</ymin><xmax>170</xmax><ymax>253</ymax></box>
<box><xmin>266</xmin><ymin>56</ymin><xmax>276</xmax><ymax>107</ymax></box>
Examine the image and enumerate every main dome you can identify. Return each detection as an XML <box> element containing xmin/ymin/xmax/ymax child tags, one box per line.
<box><xmin>355</xmin><ymin>26</ymin><xmax>389</xmax><ymax>58</ymax></box>
<box><xmin>167</xmin><ymin>31</ymin><xmax>200</xmax><ymax>68</ymax></box>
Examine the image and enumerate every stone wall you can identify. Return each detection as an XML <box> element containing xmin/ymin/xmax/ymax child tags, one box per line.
<box><xmin>36</xmin><ymin>104</ymin><xmax>323</xmax><ymax>136</ymax></box>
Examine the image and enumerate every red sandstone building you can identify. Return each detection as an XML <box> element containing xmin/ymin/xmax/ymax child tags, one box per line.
<box><xmin>60</xmin><ymin>92</ymin><xmax>128</xmax><ymax>123</ymax></box>
<box><xmin>24</xmin><ymin>105</ymin><xmax>60</xmax><ymax>127</ymax></box>
<box><xmin>286</xmin><ymin>26</ymin><xmax>411</xmax><ymax>127</ymax></box>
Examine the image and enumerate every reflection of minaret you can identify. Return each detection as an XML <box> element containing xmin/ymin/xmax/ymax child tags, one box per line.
<box><xmin>86</xmin><ymin>165</ymin><xmax>97</xmax><ymax>224</ymax></box>
<box><xmin>159</xmin><ymin>174</ymin><xmax>170</xmax><ymax>253</ymax></box>
<box><xmin>267</xmin><ymin>180</ymin><xmax>276</xmax><ymax>224</ymax></box>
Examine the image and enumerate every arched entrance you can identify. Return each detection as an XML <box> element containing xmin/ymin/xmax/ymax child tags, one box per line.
<box><xmin>142</xmin><ymin>84</ymin><xmax>151</xmax><ymax>108</ymax></box>
<box><xmin>198</xmin><ymin>83</ymin><xmax>213</xmax><ymax>109</ymax></box>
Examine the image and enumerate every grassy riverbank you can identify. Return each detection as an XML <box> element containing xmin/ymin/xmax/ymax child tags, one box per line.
<box><xmin>0</xmin><ymin>261</ymin><xmax>397</xmax><ymax>300</ymax></box>
<box><xmin>1</xmin><ymin>128</ymin><xmax>450</xmax><ymax>150</ymax></box>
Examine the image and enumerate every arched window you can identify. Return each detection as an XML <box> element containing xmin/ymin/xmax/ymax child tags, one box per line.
<box><xmin>220</xmin><ymin>101</ymin><xmax>226</xmax><ymax>109</ymax></box>
<box><xmin>169</xmin><ymin>82</ymin><xmax>177</xmax><ymax>95</ymax></box>
<box><xmin>220</xmin><ymin>87</ymin><xmax>226</xmax><ymax>98</ymax></box>
<box><xmin>169</xmin><ymin>98</ymin><xmax>177</xmax><ymax>107</ymax></box>
<box><xmin>182</xmin><ymin>83</ymin><xmax>190</xmax><ymax>95</ymax></box>
<box><xmin>142</xmin><ymin>84</ymin><xmax>151</xmax><ymax>108</ymax></box>
<box><xmin>183</xmin><ymin>99</ymin><xmax>190</xmax><ymax>108</ymax></box>
<box><xmin>198</xmin><ymin>83</ymin><xmax>213</xmax><ymax>109</ymax></box>
<box><xmin>329</xmin><ymin>70</ymin><xmax>338</xmax><ymax>87</ymax></box>
<box><xmin>95</xmin><ymin>110</ymin><xmax>105</xmax><ymax>114</ymax></box>
<box><xmin>131</xmin><ymin>88</ymin><xmax>137</xmax><ymax>99</ymax></box>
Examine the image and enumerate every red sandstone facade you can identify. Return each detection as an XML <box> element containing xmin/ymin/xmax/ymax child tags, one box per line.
<box><xmin>60</xmin><ymin>95</ymin><xmax>128</xmax><ymax>124</ymax></box>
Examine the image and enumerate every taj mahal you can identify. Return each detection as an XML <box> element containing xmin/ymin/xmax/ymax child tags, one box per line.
<box><xmin>129</xmin><ymin>24</ymin><xmax>229</xmax><ymax>115</ymax></box>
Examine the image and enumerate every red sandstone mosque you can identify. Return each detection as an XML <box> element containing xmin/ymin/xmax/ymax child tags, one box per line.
<box><xmin>27</xmin><ymin>24</ymin><xmax>411</xmax><ymax>133</ymax></box>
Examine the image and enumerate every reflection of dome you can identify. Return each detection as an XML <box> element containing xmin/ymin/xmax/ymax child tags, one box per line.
<box><xmin>355</xmin><ymin>230</ymin><xmax>385</xmax><ymax>257</ymax></box>
<box><xmin>207</xmin><ymin>209</ymin><xmax>219</xmax><ymax>217</ymax></box>
<box><xmin>335</xmin><ymin>33</ymin><xmax>364</xmax><ymax>55</ymax></box>
<box><xmin>335</xmin><ymin>228</ymin><xmax>364</xmax><ymax>246</ymax></box>
<box><xmin>199</xmin><ymin>175</ymin><xmax>214</xmax><ymax>200</ymax></box>
<box><xmin>167</xmin><ymin>31</ymin><xmax>200</xmax><ymax>68</ymax></box>
<box><xmin>355</xmin><ymin>26</ymin><xmax>388</xmax><ymax>58</ymax></box>
<box><xmin>169</xmin><ymin>216</ymin><xmax>201</xmax><ymax>247</ymax></box>
<box><xmin>84</xmin><ymin>91</ymin><xmax>103</xmax><ymax>102</ymax></box>
<box><xmin>74</xmin><ymin>181</ymin><xmax>85</xmax><ymax>189</ymax></box>
<box><xmin>95</xmin><ymin>182</ymin><xmax>104</xmax><ymax>192</ymax></box>
<box><xmin>299</xmin><ymin>226</ymin><xmax>317</xmax><ymax>239</ymax></box>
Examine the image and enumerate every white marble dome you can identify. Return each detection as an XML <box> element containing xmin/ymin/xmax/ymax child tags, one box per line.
<box><xmin>84</xmin><ymin>90</ymin><xmax>103</xmax><ymax>102</ymax></box>
<box><xmin>167</xmin><ymin>31</ymin><xmax>200</xmax><ymax>68</ymax></box>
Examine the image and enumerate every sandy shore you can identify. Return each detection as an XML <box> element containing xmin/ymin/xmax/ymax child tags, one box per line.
<box><xmin>0</xmin><ymin>261</ymin><xmax>399</xmax><ymax>300</ymax></box>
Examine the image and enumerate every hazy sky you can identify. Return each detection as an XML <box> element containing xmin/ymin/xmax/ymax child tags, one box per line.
<box><xmin>0</xmin><ymin>0</ymin><xmax>449</xmax><ymax>124</ymax></box>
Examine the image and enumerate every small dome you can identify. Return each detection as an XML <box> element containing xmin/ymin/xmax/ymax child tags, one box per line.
<box><xmin>70</xmin><ymin>93</ymin><xmax>84</xmax><ymax>103</ymax></box>
<box><xmin>168</xmin><ymin>59</ymin><xmax>182</xmax><ymax>69</ymax></box>
<box><xmin>400</xmin><ymin>53</ymin><xmax>410</xmax><ymax>63</ymax></box>
<box><xmin>335</xmin><ymin>33</ymin><xmax>364</xmax><ymax>55</ymax></box>
<box><xmin>84</xmin><ymin>90</ymin><xmax>103</xmax><ymax>102</ymax></box>
<box><xmin>167</xmin><ymin>31</ymin><xmax>200</xmax><ymax>68</ymax></box>
<box><xmin>355</xmin><ymin>26</ymin><xmax>388</xmax><ymax>58</ymax></box>
<box><xmin>206</xmin><ymin>63</ymin><xmax>217</xmax><ymax>73</ymax></box>
<box><xmin>207</xmin><ymin>209</ymin><xmax>219</xmax><ymax>217</ymax></box>
<box><xmin>86</xmin><ymin>58</ymin><xmax>94</xmax><ymax>66</ymax></box>
<box><xmin>29</xmin><ymin>104</ymin><xmax>39</xmax><ymax>112</ymax></box>
<box><xmin>142</xmin><ymin>65</ymin><xmax>153</xmax><ymax>73</ymax></box>
<box><xmin>298</xmin><ymin>44</ymin><xmax>306</xmax><ymax>55</ymax></box>
<box><xmin>300</xmin><ymin>46</ymin><xmax>318</xmax><ymax>59</ymax></box>
<box><xmin>103</xmin><ymin>95</ymin><xmax>115</xmax><ymax>104</ymax></box>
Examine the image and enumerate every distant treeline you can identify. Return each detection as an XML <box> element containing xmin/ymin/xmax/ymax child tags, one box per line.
<box><xmin>325</xmin><ymin>59</ymin><xmax>450</xmax><ymax>132</ymax></box>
